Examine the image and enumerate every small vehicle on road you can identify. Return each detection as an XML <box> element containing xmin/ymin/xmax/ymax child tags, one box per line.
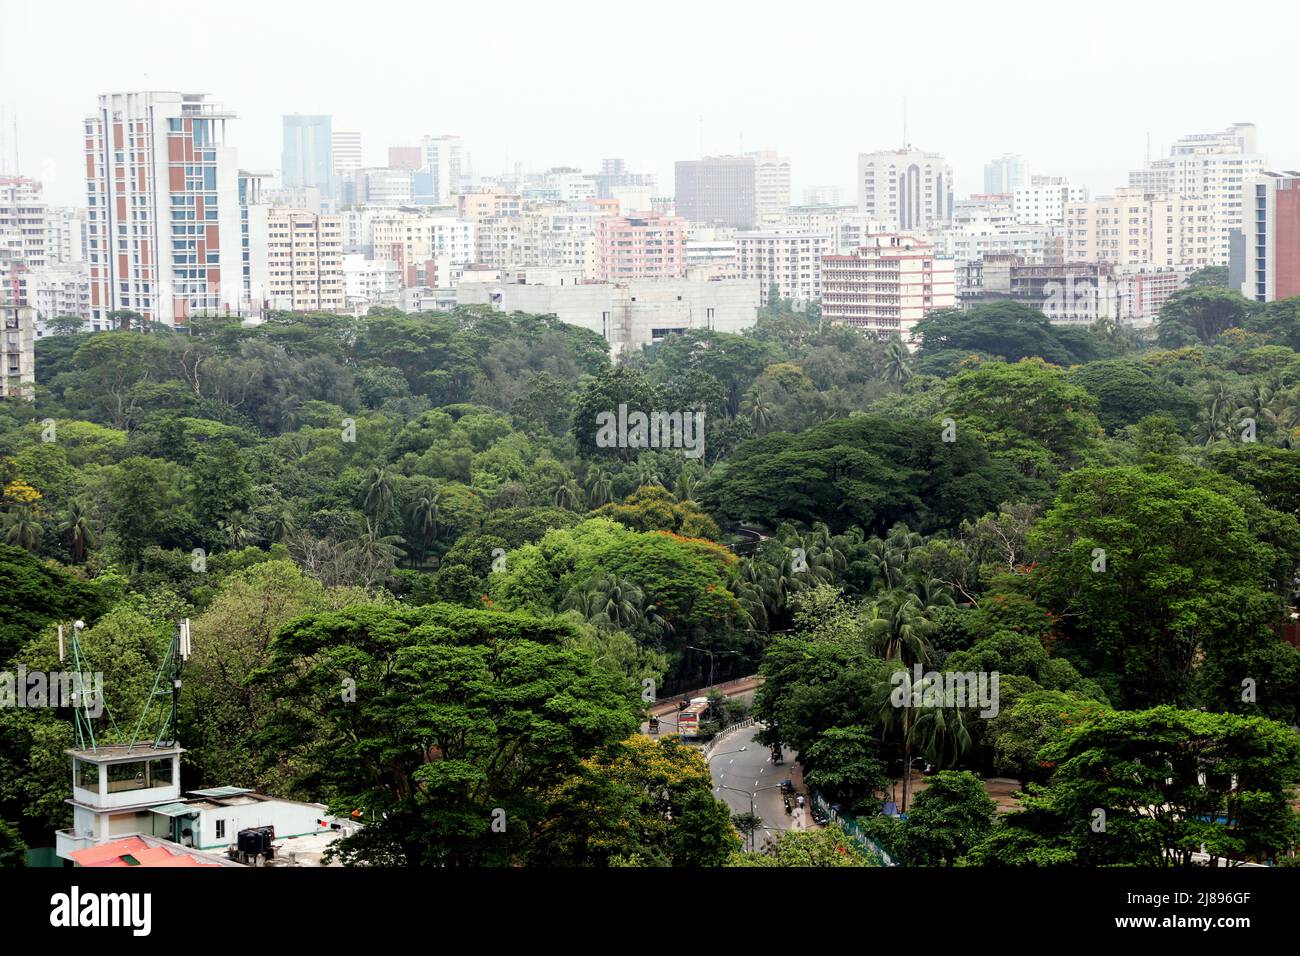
<box><xmin>783</xmin><ymin>795</ymin><xmax>792</xmax><ymax>815</ymax></box>
<box><xmin>770</xmin><ymin>745</ymin><xmax>784</xmax><ymax>765</ymax></box>
<box><xmin>779</xmin><ymin>779</ymin><xmax>795</xmax><ymax>795</ymax></box>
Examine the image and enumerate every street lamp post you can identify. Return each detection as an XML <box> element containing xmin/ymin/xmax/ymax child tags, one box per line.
<box><xmin>715</xmin><ymin>781</ymin><xmax>786</xmax><ymax>852</ymax></box>
<box><xmin>684</xmin><ymin>644</ymin><xmax>742</xmax><ymax>690</ymax></box>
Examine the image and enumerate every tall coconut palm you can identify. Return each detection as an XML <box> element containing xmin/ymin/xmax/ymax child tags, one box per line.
<box><xmin>750</xmin><ymin>397</ymin><xmax>774</xmax><ymax>434</ymax></box>
<box><xmin>4</xmin><ymin>505</ymin><xmax>44</xmax><ymax>553</ymax></box>
<box><xmin>58</xmin><ymin>499</ymin><xmax>94</xmax><ymax>563</ymax></box>
<box><xmin>866</xmin><ymin>592</ymin><xmax>934</xmax><ymax>668</ymax></box>
<box><xmin>586</xmin><ymin>469</ymin><xmax>615</xmax><ymax>508</ymax></box>
<box><xmin>363</xmin><ymin>465</ymin><xmax>395</xmax><ymax>528</ymax></box>
<box><xmin>218</xmin><ymin>512</ymin><xmax>258</xmax><ymax>550</ymax></box>
<box><xmin>350</xmin><ymin>520</ymin><xmax>406</xmax><ymax>569</ymax></box>
<box><xmin>884</xmin><ymin>335</ymin><xmax>914</xmax><ymax>391</ymax></box>
<box><xmin>862</xmin><ymin>536</ymin><xmax>904</xmax><ymax>591</ymax></box>
<box><xmin>875</xmin><ymin>669</ymin><xmax>972</xmax><ymax>814</ymax></box>
<box><xmin>552</xmin><ymin>478</ymin><xmax>584</xmax><ymax>511</ymax></box>
<box><xmin>563</xmin><ymin>574</ymin><xmax>646</xmax><ymax>631</ymax></box>
<box><xmin>406</xmin><ymin>487</ymin><xmax>444</xmax><ymax>561</ymax></box>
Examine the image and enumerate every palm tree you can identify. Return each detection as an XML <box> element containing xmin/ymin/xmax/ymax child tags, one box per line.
<box><xmin>4</xmin><ymin>505</ymin><xmax>44</xmax><ymax>553</ymax></box>
<box><xmin>552</xmin><ymin>478</ymin><xmax>584</xmax><ymax>511</ymax></box>
<box><xmin>907</xmin><ymin>575</ymin><xmax>956</xmax><ymax>615</ymax></box>
<box><xmin>563</xmin><ymin>574</ymin><xmax>646</xmax><ymax>631</ymax></box>
<box><xmin>362</xmin><ymin>465</ymin><xmax>395</xmax><ymax>527</ymax></box>
<box><xmin>884</xmin><ymin>336</ymin><xmax>914</xmax><ymax>391</ymax></box>
<box><xmin>862</xmin><ymin>537</ymin><xmax>904</xmax><ymax>591</ymax></box>
<box><xmin>407</xmin><ymin>487</ymin><xmax>443</xmax><ymax>560</ymax></box>
<box><xmin>866</xmin><ymin>592</ymin><xmax>934</xmax><ymax>668</ymax></box>
<box><xmin>586</xmin><ymin>469</ymin><xmax>615</xmax><ymax>508</ymax></box>
<box><xmin>266</xmin><ymin>508</ymin><xmax>296</xmax><ymax>544</ymax></box>
<box><xmin>750</xmin><ymin>398</ymin><xmax>774</xmax><ymax>434</ymax></box>
<box><xmin>350</xmin><ymin>520</ymin><xmax>406</xmax><ymax>569</ymax></box>
<box><xmin>58</xmin><ymin>499</ymin><xmax>94</xmax><ymax>563</ymax></box>
<box><xmin>218</xmin><ymin>512</ymin><xmax>258</xmax><ymax>550</ymax></box>
<box><xmin>875</xmin><ymin>669</ymin><xmax>972</xmax><ymax>814</ymax></box>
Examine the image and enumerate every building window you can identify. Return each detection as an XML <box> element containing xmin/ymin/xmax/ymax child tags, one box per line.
<box><xmin>216</xmin><ymin>820</ymin><xmax>226</xmax><ymax>840</ymax></box>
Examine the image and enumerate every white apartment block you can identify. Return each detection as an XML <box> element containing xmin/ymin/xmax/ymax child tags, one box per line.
<box><xmin>1</xmin><ymin>176</ymin><xmax>50</xmax><ymax>272</ymax></box>
<box><xmin>858</xmin><ymin>148</ymin><xmax>953</xmax><ymax>231</ymax></box>
<box><xmin>421</xmin><ymin>135</ymin><xmax>465</xmax><ymax>205</ymax></box>
<box><xmin>370</xmin><ymin>213</ymin><xmax>476</xmax><ymax>286</ymax></box>
<box><xmin>519</xmin><ymin>206</ymin><xmax>600</xmax><ymax>278</ymax></box>
<box><xmin>355</xmin><ymin>167</ymin><xmax>414</xmax><ymax>205</ymax></box>
<box><xmin>1014</xmin><ymin>176</ymin><xmax>1089</xmax><ymax>226</ymax></box>
<box><xmin>821</xmin><ymin>234</ymin><xmax>955</xmax><ymax>338</ymax></box>
<box><xmin>84</xmin><ymin>91</ymin><xmax>244</xmax><ymax>327</ymax></box>
<box><xmin>343</xmin><ymin>254</ymin><xmax>400</xmax><ymax>310</ymax></box>
<box><xmin>735</xmin><ymin>231</ymin><xmax>830</xmax><ymax>307</ymax></box>
<box><xmin>1065</xmin><ymin>189</ymin><xmax>1215</xmax><ymax>270</ymax></box>
<box><xmin>1</xmin><ymin>304</ymin><xmax>35</xmax><ymax>401</ymax></box>
<box><xmin>747</xmin><ymin>151</ymin><xmax>792</xmax><ymax>221</ymax></box>
<box><xmin>332</xmin><ymin>130</ymin><xmax>362</xmax><ymax>176</ymax></box>
<box><xmin>20</xmin><ymin>265</ymin><xmax>92</xmax><ymax>334</ymax></box>
<box><xmin>760</xmin><ymin>204</ymin><xmax>890</xmax><ymax>255</ymax></box>
<box><xmin>46</xmin><ymin>206</ymin><xmax>87</xmax><ymax>263</ymax></box>
<box><xmin>1128</xmin><ymin>123</ymin><xmax>1265</xmax><ymax>266</ymax></box>
<box><xmin>263</xmin><ymin>209</ymin><xmax>345</xmax><ymax>312</ymax></box>
<box><xmin>457</xmin><ymin>271</ymin><xmax>759</xmax><ymax>358</ymax></box>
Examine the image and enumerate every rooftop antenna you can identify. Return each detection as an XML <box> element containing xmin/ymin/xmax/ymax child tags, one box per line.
<box><xmin>699</xmin><ymin>114</ymin><xmax>704</xmax><ymax>158</ymax></box>
<box><xmin>127</xmin><ymin>617</ymin><xmax>190</xmax><ymax>753</ymax></box>
<box><xmin>903</xmin><ymin>96</ymin><xmax>908</xmax><ymax>149</ymax></box>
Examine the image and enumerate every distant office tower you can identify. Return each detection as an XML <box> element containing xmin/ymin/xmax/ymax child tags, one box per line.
<box><xmin>675</xmin><ymin>156</ymin><xmax>762</xmax><ymax>228</ymax></box>
<box><xmin>596</xmin><ymin>158</ymin><xmax>657</xmax><ymax>200</ymax></box>
<box><xmin>355</xmin><ymin>167</ymin><xmax>415</xmax><ymax>205</ymax></box>
<box><xmin>84</xmin><ymin>91</ymin><xmax>244</xmax><ymax>327</ymax></box>
<box><xmin>983</xmin><ymin>154</ymin><xmax>1025</xmax><ymax>195</ymax></box>
<box><xmin>332</xmin><ymin>129</ymin><xmax>363</xmax><ymax>202</ymax></box>
<box><xmin>388</xmin><ymin>146</ymin><xmax>422</xmax><ymax>171</ymax></box>
<box><xmin>1014</xmin><ymin>175</ymin><xmax>1088</xmax><ymax>225</ymax></box>
<box><xmin>421</xmin><ymin>135</ymin><xmax>464</xmax><ymax>206</ymax></box>
<box><xmin>1129</xmin><ymin>123</ymin><xmax>1265</xmax><ymax>265</ymax></box>
<box><xmin>1235</xmin><ymin>171</ymin><xmax>1300</xmax><ymax>302</ymax></box>
<box><xmin>821</xmin><ymin>234</ymin><xmax>955</xmax><ymax>337</ymax></box>
<box><xmin>747</xmin><ymin>151</ymin><xmax>792</xmax><ymax>221</ymax></box>
<box><xmin>594</xmin><ymin>212</ymin><xmax>687</xmax><ymax>280</ymax></box>
<box><xmin>332</xmin><ymin>130</ymin><xmax>362</xmax><ymax>175</ymax></box>
<box><xmin>858</xmin><ymin>149</ymin><xmax>953</xmax><ymax>231</ymax></box>
<box><xmin>282</xmin><ymin>115</ymin><xmax>334</xmax><ymax>200</ymax></box>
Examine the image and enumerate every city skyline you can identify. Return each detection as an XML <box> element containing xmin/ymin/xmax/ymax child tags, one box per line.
<box><xmin>2</xmin><ymin>0</ymin><xmax>1296</xmax><ymax>207</ymax></box>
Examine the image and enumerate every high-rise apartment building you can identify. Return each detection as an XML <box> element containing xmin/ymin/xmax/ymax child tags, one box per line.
<box><xmin>984</xmin><ymin>154</ymin><xmax>1026</xmax><ymax>195</ymax></box>
<box><xmin>1014</xmin><ymin>176</ymin><xmax>1088</xmax><ymax>226</ymax></box>
<box><xmin>858</xmin><ymin>149</ymin><xmax>953</xmax><ymax>232</ymax></box>
<box><xmin>1</xmin><ymin>304</ymin><xmax>35</xmax><ymax>400</ymax></box>
<box><xmin>1128</xmin><ymin>123</ymin><xmax>1264</xmax><ymax>265</ymax></box>
<box><xmin>746</xmin><ymin>151</ymin><xmax>792</xmax><ymax>221</ymax></box>
<box><xmin>421</xmin><ymin>135</ymin><xmax>464</xmax><ymax>206</ymax></box>
<box><xmin>735</xmin><ymin>231</ymin><xmax>829</xmax><ymax>307</ymax></box>
<box><xmin>1235</xmin><ymin>171</ymin><xmax>1300</xmax><ymax>303</ymax></box>
<box><xmin>84</xmin><ymin>91</ymin><xmax>243</xmax><ymax>327</ymax></box>
<box><xmin>595</xmin><ymin>158</ymin><xmax>656</xmax><ymax>200</ymax></box>
<box><xmin>821</xmin><ymin>234</ymin><xmax>955</xmax><ymax>337</ymax></box>
<box><xmin>370</xmin><ymin>214</ymin><xmax>476</xmax><ymax>286</ymax></box>
<box><xmin>1065</xmin><ymin>188</ymin><xmax>1215</xmax><ymax>270</ymax></box>
<box><xmin>594</xmin><ymin>212</ymin><xmax>687</xmax><ymax>280</ymax></box>
<box><xmin>260</xmin><ymin>209</ymin><xmax>345</xmax><ymax>312</ymax></box>
<box><xmin>675</xmin><ymin>156</ymin><xmax>760</xmax><ymax>228</ymax></box>
<box><xmin>332</xmin><ymin>130</ymin><xmax>362</xmax><ymax>177</ymax></box>
<box><xmin>282</xmin><ymin>115</ymin><xmax>334</xmax><ymax>201</ymax></box>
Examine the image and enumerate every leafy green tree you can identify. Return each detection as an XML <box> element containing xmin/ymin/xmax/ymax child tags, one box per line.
<box><xmin>1026</xmin><ymin>707</ymin><xmax>1300</xmax><ymax>866</ymax></box>
<box><xmin>534</xmin><ymin>735</ymin><xmax>739</xmax><ymax>866</ymax></box>
<box><xmin>728</xmin><ymin>822</ymin><xmax>873</xmax><ymax>866</ymax></box>
<box><xmin>254</xmin><ymin>603</ymin><xmax>639</xmax><ymax>866</ymax></box>
<box><xmin>1029</xmin><ymin>465</ymin><xmax>1297</xmax><ymax>708</ymax></box>
<box><xmin>0</xmin><ymin>543</ymin><xmax>106</xmax><ymax>662</ymax></box>
<box><xmin>802</xmin><ymin>726</ymin><xmax>889</xmax><ymax>813</ymax></box>
<box><xmin>894</xmin><ymin>771</ymin><xmax>996</xmax><ymax>866</ymax></box>
<box><xmin>1156</xmin><ymin>287</ymin><xmax>1254</xmax><ymax>346</ymax></box>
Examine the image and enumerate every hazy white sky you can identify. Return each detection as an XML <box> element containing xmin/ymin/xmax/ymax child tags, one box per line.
<box><xmin>3</xmin><ymin>0</ymin><xmax>1298</xmax><ymax>207</ymax></box>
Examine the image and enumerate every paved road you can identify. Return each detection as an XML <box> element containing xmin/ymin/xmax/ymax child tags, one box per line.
<box><xmin>705</xmin><ymin>723</ymin><xmax>803</xmax><ymax>851</ymax></box>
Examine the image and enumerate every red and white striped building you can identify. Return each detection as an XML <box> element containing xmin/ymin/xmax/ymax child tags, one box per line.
<box><xmin>85</xmin><ymin>92</ymin><xmax>244</xmax><ymax>328</ymax></box>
